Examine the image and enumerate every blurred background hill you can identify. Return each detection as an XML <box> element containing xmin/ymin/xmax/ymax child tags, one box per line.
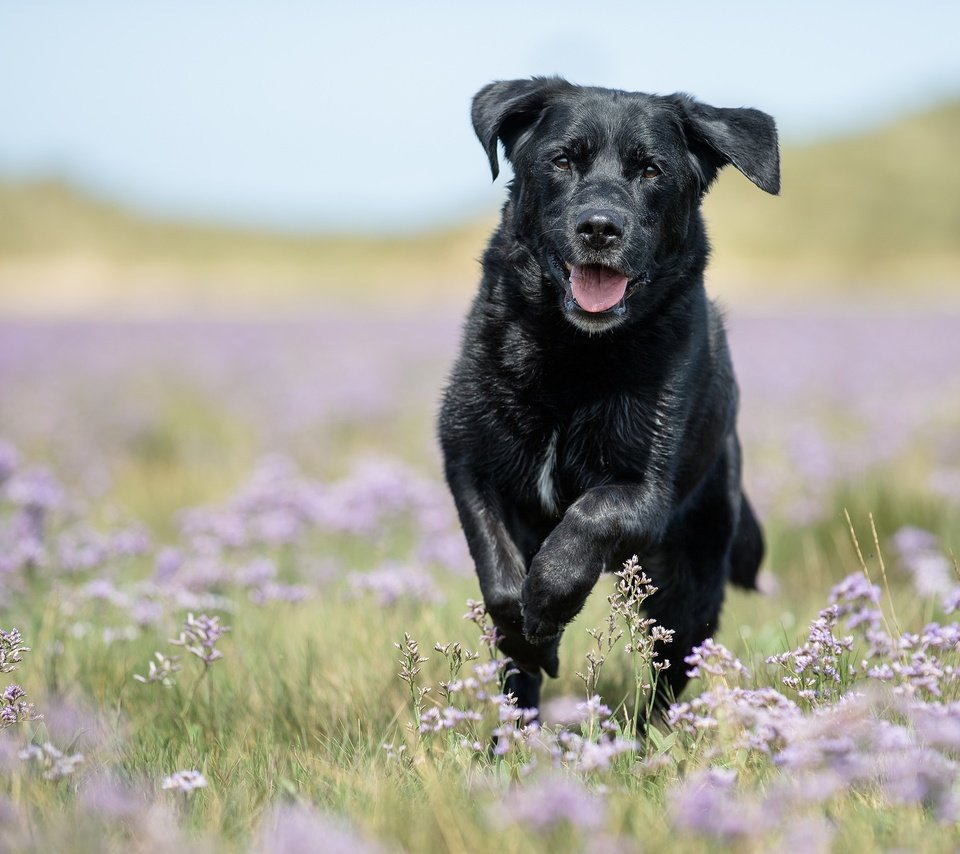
<box><xmin>2</xmin><ymin>97</ymin><xmax>959</xmax><ymax>314</ymax></box>
<box><xmin>1</xmin><ymin>2</ymin><xmax>958</xmax><ymax>315</ymax></box>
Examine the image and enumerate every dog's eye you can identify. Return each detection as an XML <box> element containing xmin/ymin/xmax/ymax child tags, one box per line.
<box><xmin>552</xmin><ymin>155</ymin><xmax>571</xmax><ymax>171</ymax></box>
<box><xmin>641</xmin><ymin>164</ymin><xmax>661</xmax><ymax>179</ymax></box>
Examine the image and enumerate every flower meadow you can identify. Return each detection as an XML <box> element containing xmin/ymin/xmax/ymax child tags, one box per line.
<box><xmin>1</xmin><ymin>309</ymin><xmax>959</xmax><ymax>852</ymax></box>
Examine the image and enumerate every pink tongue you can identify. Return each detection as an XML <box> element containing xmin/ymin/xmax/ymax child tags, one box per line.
<box><xmin>569</xmin><ymin>265</ymin><xmax>629</xmax><ymax>313</ymax></box>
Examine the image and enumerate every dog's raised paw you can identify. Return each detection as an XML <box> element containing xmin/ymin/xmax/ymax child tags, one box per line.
<box><xmin>520</xmin><ymin>608</ymin><xmax>562</xmax><ymax>645</ymax></box>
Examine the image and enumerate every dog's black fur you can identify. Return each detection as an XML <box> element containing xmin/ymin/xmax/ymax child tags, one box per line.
<box><xmin>439</xmin><ymin>77</ymin><xmax>778</xmax><ymax>711</ymax></box>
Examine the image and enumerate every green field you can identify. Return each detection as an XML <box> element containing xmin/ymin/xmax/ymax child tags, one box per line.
<box><xmin>2</xmin><ymin>310</ymin><xmax>960</xmax><ymax>851</ymax></box>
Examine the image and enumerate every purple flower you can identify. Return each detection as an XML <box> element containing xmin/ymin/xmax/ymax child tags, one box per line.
<box><xmin>494</xmin><ymin>775</ymin><xmax>606</xmax><ymax>832</ymax></box>
<box><xmin>418</xmin><ymin>531</ymin><xmax>471</xmax><ymax>577</ymax></box>
<box><xmin>346</xmin><ymin>563</ymin><xmax>442</xmax><ymax>607</ymax></box>
<box><xmin>892</xmin><ymin>526</ymin><xmax>939</xmax><ymax>556</ymax></box>
<box><xmin>2</xmin><ymin>684</ymin><xmax>24</xmax><ymax>703</ymax></box>
<box><xmin>670</xmin><ymin>768</ymin><xmax>768</xmax><ymax>840</ymax></box>
<box><xmin>768</xmin><ymin>605</ymin><xmax>854</xmax><ymax>702</ymax></box>
<box><xmin>153</xmin><ymin>547</ymin><xmax>185</xmax><ymax>583</ymax></box>
<box><xmin>684</xmin><ymin>638</ymin><xmax>750</xmax><ymax>681</ymax></box>
<box><xmin>237</xmin><ymin>557</ymin><xmax>278</xmax><ymax>587</ymax></box>
<box><xmin>829</xmin><ymin>572</ymin><xmax>883</xmax><ymax>632</ymax></box>
<box><xmin>418</xmin><ymin>705</ymin><xmax>483</xmax><ymax>733</ymax></box>
<box><xmin>3</xmin><ymin>467</ymin><xmax>64</xmax><ymax>510</ymax></box>
<box><xmin>943</xmin><ymin>587</ymin><xmax>960</xmax><ymax>614</ymax></box>
<box><xmin>255</xmin><ymin>803</ymin><xmax>388</xmax><ymax>854</ymax></box>
<box><xmin>891</xmin><ymin>527</ymin><xmax>953</xmax><ymax>596</ymax></box>
<box><xmin>0</xmin><ymin>439</ymin><xmax>18</xmax><ymax>484</ymax></box>
<box><xmin>0</xmin><ymin>627</ymin><xmax>30</xmax><ymax>673</ymax></box>
<box><xmin>169</xmin><ymin>612</ymin><xmax>230</xmax><ymax>667</ymax></box>
<box><xmin>668</xmin><ymin>686</ymin><xmax>800</xmax><ymax>754</ymax></box>
<box><xmin>249</xmin><ymin>581</ymin><xmax>312</xmax><ymax>605</ymax></box>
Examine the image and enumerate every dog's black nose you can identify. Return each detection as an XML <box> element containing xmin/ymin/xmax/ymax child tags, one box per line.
<box><xmin>575</xmin><ymin>209</ymin><xmax>624</xmax><ymax>250</ymax></box>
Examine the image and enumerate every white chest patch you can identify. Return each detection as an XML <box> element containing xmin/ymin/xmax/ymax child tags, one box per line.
<box><xmin>536</xmin><ymin>430</ymin><xmax>559</xmax><ymax>514</ymax></box>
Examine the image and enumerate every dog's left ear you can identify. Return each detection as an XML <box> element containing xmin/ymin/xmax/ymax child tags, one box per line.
<box><xmin>472</xmin><ymin>76</ymin><xmax>575</xmax><ymax>180</ymax></box>
<box><xmin>673</xmin><ymin>95</ymin><xmax>780</xmax><ymax>195</ymax></box>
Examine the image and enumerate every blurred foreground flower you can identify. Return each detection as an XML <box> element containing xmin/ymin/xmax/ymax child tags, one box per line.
<box><xmin>19</xmin><ymin>742</ymin><xmax>84</xmax><ymax>780</ymax></box>
<box><xmin>133</xmin><ymin>651</ymin><xmax>181</xmax><ymax>687</ymax></box>
<box><xmin>493</xmin><ymin>774</ymin><xmax>606</xmax><ymax>832</ymax></box>
<box><xmin>255</xmin><ymin>803</ymin><xmax>388</xmax><ymax>854</ymax></box>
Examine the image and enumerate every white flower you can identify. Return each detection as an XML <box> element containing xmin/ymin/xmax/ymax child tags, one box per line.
<box><xmin>161</xmin><ymin>769</ymin><xmax>208</xmax><ymax>793</ymax></box>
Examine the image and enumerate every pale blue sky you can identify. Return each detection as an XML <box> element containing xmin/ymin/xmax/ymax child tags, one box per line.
<box><xmin>1</xmin><ymin>1</ymin><xmax>958</xmax><ymax>232</ymax></box>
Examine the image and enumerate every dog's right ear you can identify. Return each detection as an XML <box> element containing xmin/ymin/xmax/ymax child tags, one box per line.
<box><xmin>472</xmin><ymin>76</ymin><xmax>573</xmax><ymax>180</ymax></box>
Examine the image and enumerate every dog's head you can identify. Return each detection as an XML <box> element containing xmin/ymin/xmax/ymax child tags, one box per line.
<box><xmin>473</xmin><ymin>77</ymin><xmax>779</xmax><ymax>332</ymax></box>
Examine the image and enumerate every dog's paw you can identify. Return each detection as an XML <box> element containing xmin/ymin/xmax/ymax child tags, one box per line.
<box><xmin>520</xmin><ymin>598</ymin><xmax>562</xmax><ymax>644</ymax></box>
<box><xmin>520</xmin><ymin>531</ymin><xmax>602</xmax><ymax>644</ymax></box>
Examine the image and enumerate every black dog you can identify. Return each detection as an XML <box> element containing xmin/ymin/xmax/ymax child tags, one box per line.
<box><xmin>439</xmin><ymin>77</ymin><xmax>777</xmax><ymax>712</ymax></box>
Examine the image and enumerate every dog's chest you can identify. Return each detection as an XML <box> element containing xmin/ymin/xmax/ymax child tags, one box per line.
<box><xmin>534</xmin><ymin>429</ymin><xmax>560</xmax><ymax>514</ymax></box>
<box><xmin>526</xmin><ymin>394</ymin><xmax>657</xmax><ymax>515</ymax></box>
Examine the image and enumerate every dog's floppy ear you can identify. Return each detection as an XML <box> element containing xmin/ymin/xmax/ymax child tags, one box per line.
<box><xmin>673</xmin><ymin>95</ymin><xmax>780</xmax><ymax>195</ymax></box>
<box><xmin>472</xmin><ymin>76</ymin><xmax>574</xmax><ymax>180</ymax></box>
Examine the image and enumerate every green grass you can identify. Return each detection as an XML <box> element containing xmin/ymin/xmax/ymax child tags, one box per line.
<box><xmin>4</xmin><ymin>425</ymin><xmax>960</xmax><ymax>851</ymax></box>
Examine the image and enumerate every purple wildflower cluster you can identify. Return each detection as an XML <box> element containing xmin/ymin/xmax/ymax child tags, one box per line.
<box><xmin>892</xmin><ymin>525</ymin><xmax>957</xmax><ymax>599</ymax></box>
<box><xmin>493</xmin><ymin>774</ymin><xmax>606</xmax><ymax>832</ymax></box>
<box><xmin>255</xmin><ymin>803</ymin><xmax>389</xmax><ymax>854</ymax></box>
<box><xmin>1</xmin><ymin>627</ymin><xmax>39</xmax><ymax>730</ymax></box>
<box><xmin>172</xmin><ymin>453</ymin><xmax>464</xmax><ymax>605</ymax></box>
<box><xmin>727</xmin><ymin>313</ymin><xmax>960</xmax><ymax>525</ymax></box>
<box><xmin>668</xmin><ymin>640</ymin><xmax>800</xmax><ymax>756</ymax></box>
<box><xmin>2</xmin><ymin>626</ymin><xmax>87</xmax><ymax>782</ymax></box>
<box><xmin>665</xmin><ymin>552</ymin><xmax>960</xmax><ymax>842</ymax></box>
<box><xmin>0</xmin><ymin>453</ymin><xmax>150</xmax><ymax>591</ymax></box>
<box><xmin>134</xmin><ymin>613</ymin><xmax>229</xmax><ymax>686</ymax></box>
<box><xmin>169</xmin><ymin>612</ymin><xmax>230</xmax><ymax>668</ymax></box>
<box><xmin>1</xmin><ymin>439</ymin><xmax>464</xmax><ymax>674</ymax></box>
<box><xmin>391</xmin><ymin>574</ymin><xmax>666</xmax><ymax>776</ymax></box>
<box><xmin>768</xmin><ymin>603</ymin><xmax>854</xmax><ymax>703</ymax></box>
<box><xmin>0</xmin><ymin>314</ymin><xmax>957</xmax><ymax>539</ymax></box>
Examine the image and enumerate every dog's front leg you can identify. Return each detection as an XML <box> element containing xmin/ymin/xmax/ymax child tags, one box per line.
<box><xmin>522</xmin><ymin>483</ymin><xmax>671</xmax><ymax>642</ymax></box>
<box><xmin>446</xmin><ymin>470</ymin><xmax>560</xmax><ymax>707</ymax></box>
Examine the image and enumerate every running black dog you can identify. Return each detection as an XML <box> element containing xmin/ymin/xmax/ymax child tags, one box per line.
<box><xmin>439</xmin><ymin>77</ymin><xmax>778</xmax><ymax>711</ymax></box>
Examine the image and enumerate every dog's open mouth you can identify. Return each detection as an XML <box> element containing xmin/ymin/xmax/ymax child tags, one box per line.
<box><xmin>555</xmin><ymin>258</ymin><xmax>647</xmax><ymax>316</ymax></box>
<box><xmin>567</xmin><ymin>264</ymin><xmax>628</xmax><ymax>313</ymax></box>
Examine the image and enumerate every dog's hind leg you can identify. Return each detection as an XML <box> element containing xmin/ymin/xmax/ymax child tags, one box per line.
<box><xmin>641</xmin><ymin>454</ymin><xmax>737</xmax><ymax>710</ymax></box>
<box><xmin>641</xmin><ymin>549</ymin><xmax>726</xmax><ymax>712</ymax></box>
